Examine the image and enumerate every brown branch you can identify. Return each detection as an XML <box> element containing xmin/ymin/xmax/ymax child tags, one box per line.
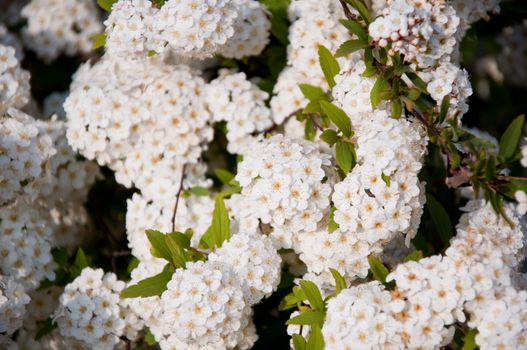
<box><xmin>497</xmin><ymin>175</ymin><xmax>527</xmax><ymax>182</ymax></box>
<box><xmin>171</xmin><ymin>164</ymin><xmax>187</xmax><ymax>233</ymax></box>
<box><xmin>339</xmin><ymin>0</ymin><xmax>356</xmax><ymax>20</ymax></box>
<box><xmin>305</xmin><ymin>113</ymin><xmax>325</xmax><ymax>132</ymax></box>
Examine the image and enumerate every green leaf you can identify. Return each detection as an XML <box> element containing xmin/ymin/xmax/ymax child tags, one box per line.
<box><xmin>214</xmin><ymin>168</ymin><xmax>235</xmax><ymax>184</ymax></box>
<box><xmin>292</xmin><ymin>334</ymin><xmax>307</xmax><ymax>350</ymax></box>
<box><xmin>91</xmin><ymin>33</ymin><xmax>106</xmax><ymax>49</ymax></box>
<box><xmin>438</xmin><ymin>95</ymin><xmax>450</xmax><ymax>124</ymax></box>
<box><xmin>405</xmin><ymin>72</ymin><xmax>427</xmax><ymax>91</ymax></box>
<box><xmin>190</xmin><ymin>186</ymin><xmax>209</xmax><ymax>196</ymax></box>
<box><xmin>335</xmin><ymin>141</ymin><xmax>356</xmax><ymax>173</ymax></box>
<box><xmin>145</xmin><ymin>329</ymin><xmax>157</xmax><ymax>346</ymax></box>
<box><xmin>344</xmin><ymin>0</ymin><xmax>373</xmax><ymax>24</ymax></box>
<box><xmin>461</xmin><ymin>329</ymin><xmax>478</xmax><ymax>350</ymax></box>
<box><xmin>328</xmin><ymin>206</ymin><xmax>339</xmax><ymax>233</ymax></box>
<box><xmin>164</xmin><ymin>235</ymin><xmax>188</xmax><ymax>268</ymax></box>
<box><xmin>146</xmin><ymin>229</ymin><xmax>172</xmax><ymax>261</ymax></box>
<box><xmin>200</xmin><ymin>195</ymin><xmax>230</xmax><ymax>250</ymax></box>
<box><xmin>299</xmin><ymin>84</ymin><xmax>327</xmax><ymax>102</ymax></box>
<box><xmin>286</xmin><ymin>311</ymin><xmax>325</xmax><ymax>326</ymax></box>
<box><xmin>305</xmin><ymin>118</ymin><xmax>316</xmax><ymax>141</ymax></box>
<box><xmin>320</xmin><ymin>101</ymin><xmax>352</xmax><ymax>137</ymax></box>
<box><xmin>403</xmin><ymin>250</ymin><xmax>423</xmax><ymax>262</ymax></box>
<box><xmin>498</xmin><ymin>114</ymin><xmax>525</xmax><ymax>162</ymax></box>
<box><xmin>320</xmin><ymin>129</ymin><xmax>339</xmax><ymax>145</ymax></box>
<box><xmin>304</xmin><ymin>102</ymin><xmax>324</xmax><ymax>114</ymax></box>
<box><xmin>97</xmin><ymin>0</ymin><xmax>117</xmax><ymax>11</ymax></box>
<box><xmin>370</xmin><ymin>75</ymin><xmax>389</xmax><ymax>110</ymax></box>
<box><xmin>51</xmin><ymin>247</ymin><xmax>68</xmax><ymax>267</ymax></box>
<box><xmin>339</xmin><ymin>19</ymin><xmax>368</xmax><ymax>41</ymax></box>
<box><xmin>425</xmin><ymin>194</ymin><xmax>453</xmax><ymax>245</ymax></box>
<box><xmin>306</xmin><ymin>324</ymin><xmax>325</xmax><ymax>350</ymax></box>
<box><xmin>381</xmin><ymin>173</ymin><xmax>391</xmax><ymax>187</ymax></box>
<box><xmin>335</xmin><ymin>39</ymin><xmax>367</xmax><ymax>57</ymax></box>
<box><xmin>485</xmin><ymin>156</ymin><xmax>496</xmax><ymax>181</ymax></box>
<box><xmin>120</xmin><ymin>264</ymin><xmax>173</xmax><ymax>298</ymax></box>
<box><xmin>318</xmin><ymin>45</ymin><xmax>340</xmax><ymax>88</ymax></box>
<box><xmin>329</xmin><ymin>268</ymin><xmax>347</xmax><ymax>293</ymax></box>
<box><xmin>300</xmin><ymin>280</ymin><xmax>325</xmax><ymax>312</ymax></box>
<box><xmin>35</xmin><ymin>317</ymin><xmax>58</xmax><ymax>340</ymax></box>
<box><xmin>368</xmin><ymin>255</ymin><xmax>394</xmax><ymax>289</ymax></box>
<box><xmin>127</xmin><ymin>257</ymin><xmax>140</xmax><ymax>274</ymax></box>
<box><xmin>391</xmin><ymin>98</ymin><xmax>402</xmax><ymax>118</ymax></box>
<box><xmin>71</xmin><ymin>248</ymin><xmax>89</xmax><ymax>278</ymax></box>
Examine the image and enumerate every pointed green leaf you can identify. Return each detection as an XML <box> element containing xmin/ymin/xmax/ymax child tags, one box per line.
<box><xmin>335</xmin><ymin>141</ymin><xmax>356</xmax><ymax>173</ymax></box>
<box><xmin>306</xmin><ymin>324</ymin><xmax>325</xmax><ymax>350</ymax></box>
<box><xmin>328</xmin><ymin>206</ymin><xmax>339</xmax><ymax>233</ymax></box>
<box><xmin>145</xmin><ymin>330</ymin><xmax>157</xmax><ymax>346</ymax></box>
<box><xmin>146</xmin><ymin>229</ymin><xmax>172</xmax><ymax>261</ymax></box>
<box><xmin>320</xmin><ymin>130</ymin><xmax>339</xmax><ymax>145</ymax></box>
<box><xmin>286</xmin><ymin>311</ymin><xmax>325</xmax><ymax>326</ymax></box>
<box><xmin>461</xmin><ymin>329</ymin><xmax>478</xmax><ymax>350</ymax></box>
<box><xmin>120</xmin><ymin>264</ymin><xmax>173</xmax><ymax>298</ymax></box>
<box><xmin>344</xmin><ymin>0</ymin><xmax>373</xmax><ymax>24</ymax></box>
<box><xmin>329</xmin><ymin>268</ymin><xmax>347</xmax><ymax>293</ymax></box>
<box><xmin>335</xmin><ymin>39</ymin><xmax>367</xmax><ymax>57</ymax></box>
<box><xmin>292</xmin><ymin>334</ymin><xmax>307</xmax><ymax>350</ymax></box>
<box><xmin>35</xmin><ymin>317</ymin><xmax>58</xmax><ymax>340</ymax></box>
<box><xmin>201</xmin><ymin>196</ymin><xmax>231</xmax><ymax>250</ymax></box>
<box><xmin>318</xmin><ymin>45</ymin><xmax>340</xmax><ymax>88</ymax></box>
<box><xmin>438</xmin><ymin>95</ymin><xmax>450</xmax><ymax>124</ymax></box>
<box><xmin>391</xmin><ymin>98</ymin><xmax>402</xmax><ymax>118</ymax></box>
<box><xmin>190</xmin><ymin>186</ymin><xmax>209</xmax><ymax>196</ymax></box>
<box><xmin>403</xmin><ymin>251</ymin><xmax>423</xmax><ymax>262</ymax></box>
<box><xmin>300</xmin><ymin>280</ymin><xmax>325</xmax><ymax>311</ymax></box>
<box><xmin>71</xmin><ymin>248</ymin><xmax>89</xmax><ymax>278</ymax></box>
<box><xmin>91</xmin><ymin>33</ymin><xmax>106</xmax><ymax>49</ymax></box>
<box><xmin>368</xmin><ymin>255</ymin><xmax>392</xmax><ymax>288</ymax></box>
<box><xmin>97</xmin><ymin>0</ymin><xmax>117</xmax><ymax>11</ymax></box>
<box><xmin>299</xmin><ymin>84</ymin><xmax>327</xmax><ymax>102</ymax></box>
<box><xmin>498</xmin><ymin>114</ymin><xmax>525</xmax><ymax>162</ymax></box>
<box><xmin>339</xmin><ymin>19</ymin><xmax>368</xmax><ymax>41</ymax></box>
<box><xmin>370</xmin><ymin>75</ymin><xmax>389</xmax><ymax>110</ymax></box>
<box><xmin>305</xmin><ymin>118</ymin><xmax>317</xmax><ymax>141</ymax></box>
<box><xmin>320</xmin><ymin>101</ymin><xmax>352</xmax><ymax>137</ymax></box>
<box><xmin>214</xmin><ymin>168</ymin><xmax>235</xmax><ymax>184</ymax></box>
<box><xmin>164</xmin><ymin>235</ymin><xmax>188</xmax><ymax>268</ymax></box>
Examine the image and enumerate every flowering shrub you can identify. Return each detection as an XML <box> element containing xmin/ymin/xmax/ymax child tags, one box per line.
<box><xmin>1</xmin><ymin>0</ymin><xmax>527</xmax><ymax>349</ymax></box>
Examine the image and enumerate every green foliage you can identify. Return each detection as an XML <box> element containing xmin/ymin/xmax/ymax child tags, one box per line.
<box><xmin>35</xmin><ymin>317</ymin><xmax>58</xmax><ymax>340</ymax></box>
<box><xmin>498</xmin><ymin>114</ymin><xmax>525</xmax><ymax>163</ymax></box>
<box><xmin>286</xmin><ymin>311</ymin><xmax>325</xmax><ymax>326</ymax></box>
<box><xmin>319</xmin><ymin>101</ymin><xmax>352</xmax><ymax>137</ymax></box>
<box><xmin>318</xmin><ymin>45</ymin><xmax>340</xmax><ymax>88</ymax></box>
<box><xmin>306</xmin><ymin>325</ymin><xmax>324</xmax><ymax>350</ymax></box>
<box><xmin>335</xmin><ymin>39</ymin><xmax>367</xmax><ymax>57</ymax></box>
<box><xmin>214</xmin><ymin>168</ymin><xmax>236</xmax><ymax>184</ymax></box>
<box><xmin>344</xmin><ymin>0</ymin><xmax>373</xmax><ymax>24</ymax></box>
<box><xmin>70</xmin><ymin>248</ymin><xmax>89</xmax><ymax>278</ymax></box>
<box><xmin>320</xmin><ymin>130</ymin><xmax>339</xmax><ymax>146</ymax></box>
<box><xmin>404</xmin><ymin>251</ymin><xmax>423</xmax><ymax>262</ymax></box>
<box><xmin>261</xmin><ymin>0</ymin><xmax>291</xmax><ymax>45</ymax></box>
<box><xmin>329</xmin><ymin>268</ymin><xmax>347</xmax><ymax>293</ymax></box>
<box><xmin>335</xmin><ymin>140</ymin><xmax>356</xmax><ymax>173</ymax></box>
<box><xmin>461</xmin><ymin>329</ymin><xmax>478</xmax><ymax>350</ymax></box>
<box><xmin>91</xmin><ymin>33</ymin><xmax>106</xmax><ymax>49</ymax></box>
<box><xmin>96</xmin><ymin>0</ymin><xmax>117</xmax><ymax>11</ymax></box>
<box><xmin>120</xmin><ymin>263</ymin><xmax>174</xmax><ymax>298</ymax></box>
<box><xmin>189</xmin><ymin>186</ymin><xmax>209</xmax><ymax>196</ymax></box>
<box><xmin>299</xmin><ymin>280</ymin><xmax>325</xmax><ymax>312</ymax></box>
<box><xmin>292</xmin><ymin>334</ymin><xmax>307</xmax><ymax>350</ymax></box>
<box><xmin>200</xmin><ymin>195</ymin><xmax>231</xmax><ymax>249</ymax></box>
<box><xmin>327</xmin><ymin>206</ymin><xmax>339</xmax><ymax>233</ymax></box>
<box><xmin>339</xmin><ymin>19</ymin><xmax>368</xmax><ymax>41</ymax></box>
<box><xmin>368</xmin><ymin>256</ymin><xmax>395</xmax><ymax>290</ymax></box>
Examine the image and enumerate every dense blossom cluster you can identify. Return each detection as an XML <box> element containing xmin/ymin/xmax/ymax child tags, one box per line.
<box><xmin>53</xmin><ymin>268</ymin><xmax>129</xmax><ymax>349</ymax></box>
<box><xmin>20</xmin><ymin>0</ymin><xmax>102</xmax><ymax>62</ymax></box>
<box><xmin>206</xmin><ymin>70</ymin><xmax>273</xmax><ymax>154</ymax></box>
<box><xmin>65</xmin><ymin>54</ymin><xmax>213</xmax><ymax>200</ymax></box>
<box><xmin>0</xmin><ymin>44</ymin><xmax>30</xmax><ymax>115</ymax></box>
<box><xmin>322</xmin><ymin>201</ymin><xmax>527</xmax><ymax>349</ymax></box>
<box><xmin>0</xmin><ymin>275</ymin><xmax>30</xmax><ymax>336</ymax></box>
<box><xmin>235</xmin><ymin>134</ymin><xmax>335</xmax><ymax>248</ymax></box>
<box><xmin>369</xmin><ymin>0</ymin><xmax>459</xmax><ymax>68</ymax></box>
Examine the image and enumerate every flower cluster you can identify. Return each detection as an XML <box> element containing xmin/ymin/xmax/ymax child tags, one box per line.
<box><xmin>369</xmin><ymin>0</ymin><xmax>460</xmax><ymax>68</ymax></box>
<box><xmin>206</xmin><ymin>70</ymin><xmax>273</xmax><ymax>154</ymax></box>
<box><xmin>65</xmin><ymin>54</ymin><xmax>213</xmax><ymax>200</ymax></box>
<box><xmin>270</xmin><ymin>0</ymin><xmax>358</xmax><ymax>123</ymax></box>
<box><xmin>218</xmin><ymin>0</ymin><xmax>271</xmax><ymax>59</ymax></box>
<box><xmin>53</xmin><ymin>268</ymin><xmax>129</xmax><ymax>350</ymax></box>
<box><xmin>321</xmin><ymin>200</ymin><xmax>527</xmax><ymax>350</ymax></box>
<box><xmin>0</xmin><ymin>108</ymin><xmax>55</xmax><ymax>206</ymax></box>
<box><xmin>105</xmin><ymin>0</ymin><xmax>246</xmax><ymax>60</ymax></box>
<box><xmin>235</xmin><ymin>134</ymin><xmax>335</xmax><ymax>248</ymax></box>
<box><xmin>0</xmin><ymin>275</ymin><xmax>30</xmax><ymax>336</ymax></box>
<box><xmin>0</xmin><ymin>44</ymin><xmax>30</xmax><ymax>115</ymax></box>
<box><xmin>209</xmin><ymin>233</ymin><xmax>282</xmax><ymax>304</ymax></box>
<box><xmin>452</xmin><ymin>0</ymin><xmax>501</xmax><ymax>33</ymax></box>
<box><xmin>155</xmin><ymin>260</ymin><xmax>252</xmax><ymax>349</ymax></box>
<box><xmin>20</xmin><ymin>0</ymin><xmax>102</xmax><ymax>62</ymax></box>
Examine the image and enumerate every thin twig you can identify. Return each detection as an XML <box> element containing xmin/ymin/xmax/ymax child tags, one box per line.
<box><xmin>262</xmin><ymin>108</ymin><xmax>303</xmax><ymax>135</ymax></box>
<box><xmin>497</xmin><ymin>175</ymin><xmax>527</xmax><ymax>182</ymax></box>
<box><xmin>339</xmin><ymin>0</ymin><xmax>356</xmax><ymax>20</ymax></box>
<box><xmin>171</xmin><ymin>164</ymin><xmax>187</xmax><ymax>233</ymax></box>
<box><xmin>305</xmin><ymin>113</ymin><xmax>325</xmax><ymax>132</ymax></box>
